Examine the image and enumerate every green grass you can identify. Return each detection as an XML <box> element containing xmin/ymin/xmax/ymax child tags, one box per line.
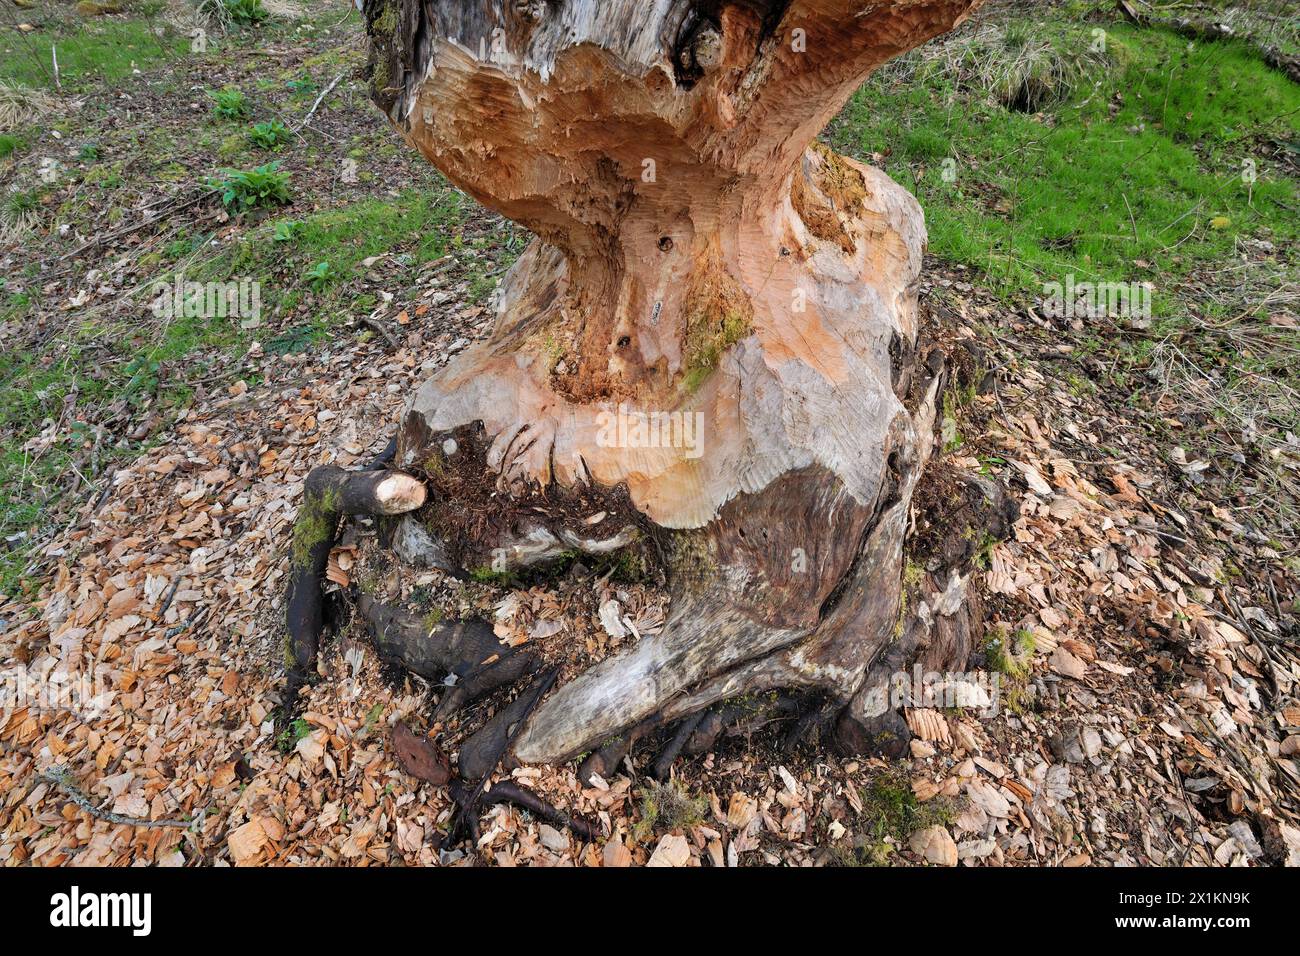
<box><xmin>0</xmin><ymin>19</ymin><xmax>188</xmax><ymax>90</ymax></box>
<box><xmin>189</xmin><ymin>187</ymin><xmax>469</xmax><ymax>306</ymax></box>
<box><xmin>833</xmin><ymin>20</ymin><xmax>1300</xmax><ymax>308</ymax></box>
<box><xmin>832</xmin><ymin>13</ymin><xmax>1300</xmax><ymax>543</ymax></box>
<box><xmin>633</xmin><ymin>780</ymin><xmax>708</xmax><ymax>842</ymax></box>
<box><xmin>830</xmin><ymin>767</ymin><xmax>954</xmax><ymax>866</ymax></box>
<box><xmin>5</xmin><ymin>7</ymin><xmax>1297</xmax><ymax>599</ymax></box>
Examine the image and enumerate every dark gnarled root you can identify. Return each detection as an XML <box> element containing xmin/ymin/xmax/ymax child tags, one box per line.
<box><xmin>651</xmin><ymin>711</ymin><xmax>707</xmax><ymax>781</ymax></box>
<box><xmin>575</xmin><ymin>693</ymin><xmax>820</xmax><ymax>785</ymax></box>
<box><xmin>356</xmin><ymin>594</ymin><xmax>540</xmax><ymax>719</ymax></box>
<box><xmin>456</xmin><ymin>669</ymin><xmax>559</xmax><ymax>781</ymax></box>
<box><xmin>447</xmin><ymin>668</ymin><xmax>559</xmax><ymax>847</ymax></box>
<box><xmin>284</xmin><ymin>439</ymin><xmax>421</xmax><ymax>702</ymax></box>
<box><xmin>450</xmin><ymin>780</ymin><xmax>600</xmax><ymax>844</ymax></box>
<box><xmin>576</xmin><ymin>716</ymin><xmax>662</xmax><ymax>785</ymax></box>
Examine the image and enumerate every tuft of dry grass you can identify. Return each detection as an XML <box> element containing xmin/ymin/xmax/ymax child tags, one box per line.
<box><xmin>0</xmin><ymin>81</ymin><xmax>58</xmax><ymax>134</ymax></box>
<box><xmin>261</xmin><ymin>0</ymin><xmax>305</xmax><ymax>19</ymax></box>
<box><xmin>879</xmin><ymin>22</ymin><xmax>1112</xmax><ymax>113</ymax></box>
<box><xmin>1</xmin><ymin>190</ymin><xmax>42</xmax><ymax>242</ymax></box>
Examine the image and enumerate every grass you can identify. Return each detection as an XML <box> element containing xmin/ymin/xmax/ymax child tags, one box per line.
<box><xmin>0</xmin><ymin>18</ymin><xmax>188</xmax><ymax>90</ymax></box>
<box><xmin>984</xmin><ymin>626</ymin><xmax>1036</xmax><ymax>680</ymax></box>
<box><xmin>3</xmin><ymin>4</ymin><xmax>1298</xmax><ymax>598</ymax></box>
<box><xmin>833</xmin><ymin>18</ymin><xmax>1299</xmax><ymax>305</ymax></box>
<box><xmin>831</xmin><ymin>766</ymin><xmax>953</xmax><ymax>866</ymax></box>
<box><xmin>633</xmin><ymin>780</ymin><xmax>708</xmax><ymax>842</ymax></box>
<box><xmin>982</xmin><ymin>626</ymin><xmax>1037</xmax><ymax>714</ymax></box>
<box><xmin>188</xmin><ymin>187</ymin><xmax>469</xmax><ymax>307</ymax></box>
<box><xmin>833</xmin><ymin>11</ymin><xmax>1300</xmax><ymax>544</ymax></box>
<box><xmin>0</xmin><ymin>81</ymin><xmax>58</xmax><ymax>133</ymax></box>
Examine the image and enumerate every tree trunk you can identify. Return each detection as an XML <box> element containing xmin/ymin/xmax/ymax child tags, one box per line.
<box><xmin>354</xmin><ymin>0</ymin><xmax>994</xmax><ymax>768</ymax></box>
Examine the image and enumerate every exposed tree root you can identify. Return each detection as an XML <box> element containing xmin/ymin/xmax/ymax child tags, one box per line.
<box><xmin>651</xmin><ymin>711</ymin><xmax>707</xmax><ymax>781</ymax></box>
<box><xmin>456</xmin><ymin>667</ymin><xmax>559</xmax><ymax>783</ymax></box>
<box><xmin>450</xmin><ymin>780</ymin><xmax>601</xmax><ymax>844</ymax></box>
<box><xmin>356</xmin><ymin>595</ymin><xmax>540</xmax><ymax>719</ymax></box>
<box><xmin>782</xmin><ymin>698</ymin><xmax>837</xmax><ymax>751</ymax></box>
<box><xmin>283</xmin><ymin>437</ymin><xmax>419</xmax><ymax>704</ymax></box>
<box><xmin>576</xmin><ymin>717</ymin><xmax>661</xmax><ymax>786</ymax></box>
<box><xmin>337</xmin><ymin>0</ymin><xmax>1004</xmax><ymax>780</ymax></box>
<box><xmin>328</xmin><ymin>370</ymin><xmax>1013</xmax><ymax>781</ymax></box>
<box><xmin>447</xmin><ymin>667</ymin><xmax>559</xmax><ymax>847</ymax></box>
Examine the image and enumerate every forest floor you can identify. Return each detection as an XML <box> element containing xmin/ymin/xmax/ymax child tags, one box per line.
<box><xmin>0</xmin><ymin>0</ymin><xmax>1297</xmax><ymax>866</ymax></box>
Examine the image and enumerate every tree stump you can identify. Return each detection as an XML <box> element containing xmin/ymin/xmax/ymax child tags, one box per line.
<box><xmin>327</xmin><ymin>0</ymin><xmax>1003</xmax><ymax>771</ymax></box>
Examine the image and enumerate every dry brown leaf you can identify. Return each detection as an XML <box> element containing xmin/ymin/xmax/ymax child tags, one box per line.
<box><xmin>1061</xmin><ymin>639</ymin><xmax>1095</xmax><ymax>661</ymax></box>
<box><xmin>1049</xmin><ymin>646</ymin><xmax>1088</xmax><ymax>680</ymax></box>
<box><xmin>909</xmin><ymin>825</ymin><xmax>957</xmax><ymax>866</ymax></box>
<box><xmin>646</xmin><ymin>833</ymin><xmax>692</xmax><ymax>867</ymax></box>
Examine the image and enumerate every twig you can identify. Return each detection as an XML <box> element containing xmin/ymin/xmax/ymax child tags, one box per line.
<box><xmin>66</xmin><ymin>189</ymin><xmax>214</xmax><ymax>259</ymax></box>
<box><xmin>359</xmin><ymin>314</ymin><xmax>400</xmax><ymax>348</ymax></box>
<box><xmin>157</xmin><ymin>574</ymin><xmax>183</xmax><ymax>618</ymax></box>
<box><xmin>297</xmin><ymin>71</ymin><xmax>345</xmax><ymax>133</ymax></box>
<box><xmin>39</xmin><ymin>767</ymin><xmax>192</xmax><ymax>829</ymax></box>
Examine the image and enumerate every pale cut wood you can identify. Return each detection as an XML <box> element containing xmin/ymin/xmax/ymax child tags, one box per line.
<box><xmin>370</xmin><ymin>473</ymin><xmax>427</xmax><ymax>514</ymax></box>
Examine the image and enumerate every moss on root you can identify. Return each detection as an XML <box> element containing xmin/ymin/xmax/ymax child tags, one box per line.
<box><xmin>291</xmin><ymin>486</ymin><xmax>341</xmax><ymax>569</ymax></box>
<box><xmin>666</xmin><ymin>529</ymin><xmax>718</xmax><ymax>586</ymax></box>
<box><xmin>373</xmin><ymin>0</ymin><xmax>397</xmax><ymax>35</ymax></box>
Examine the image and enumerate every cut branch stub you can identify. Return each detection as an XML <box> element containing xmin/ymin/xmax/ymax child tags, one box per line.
<box><xmin>284</xmin><ymin>463</ymin><xmax>425</xmax><ymax>694</ymax></box>
<box><xmin>361</xmin><ymin>0</ymin><xmax>993</xmax><ymax>766</ymax></box>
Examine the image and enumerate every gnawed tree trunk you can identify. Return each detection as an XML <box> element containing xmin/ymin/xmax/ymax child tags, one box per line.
<box><xmin>335</xmin><ymin>0</ymin><xmax>1000</xmax><ymax>771</ymax></box>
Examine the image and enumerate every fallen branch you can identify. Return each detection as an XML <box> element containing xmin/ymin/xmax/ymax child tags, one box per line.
<box><xmin>39</xmin><ymin>767</ymin><xmax>192</xmax><ymax>829</ymax></box>
<box><xmin>359</xmin><ymin>313</ymin><xmax>400</xmax><ymax>348</ymax></box>
<box><xmin>296</xmin><ymin>71</ymin><xmax>344</xmax><ymax>133</ymax></box>
<box><xmin>66</xmin><ymin>187</ymin><xmax>214</xmax><ymax>259</ymax></box>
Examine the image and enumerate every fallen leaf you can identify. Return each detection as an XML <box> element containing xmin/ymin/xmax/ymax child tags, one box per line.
<box><xmin>391</xmin><ymin>723</ymin><xmax>450</xmax><ymax>785</ymax></box>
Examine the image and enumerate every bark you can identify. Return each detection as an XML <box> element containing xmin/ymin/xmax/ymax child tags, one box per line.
<box><xmin>284</xmin><ymin>455</ymin><xmax>422</xmax><ymax>690</ymax></box>
<box><xmin>360</xmin><ymin>0</ymin><xmax>992</xmax><ymax>766</ymax></box>
<box><xmin>357</xmin><ymin>593</ymin><xmax>540</xmax><ymax>718</ymax></box>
